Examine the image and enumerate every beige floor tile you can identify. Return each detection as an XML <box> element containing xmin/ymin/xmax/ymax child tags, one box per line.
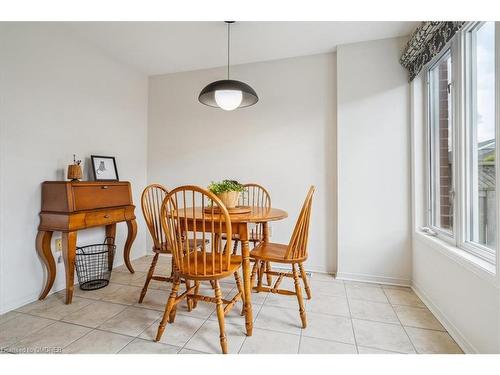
<box><xmin>185</xmin><ymin>320</ymin><xmax>246</xmax><ymax>354</ymax></box>
<box><xmin>208</xmin><ymin>301</ymin><xmax>261</xmax><ymax>326</ymax></box>
<box><xmin>100</xmin><ymin>285</ymin><xmax>142</xmax><ymax>305</ymax></box>
<box><xmin>405</xmin><ymin>327</ymin><xmax>462</xmax><ymax>354</ymax></box>
<box><xmin>140</xmin><ymin>314</ymin><xmax>206</xmax><ymax>347</ymax></box>
<box><xmin>16</xmin><ymin>294</ymin><xmax>92</xmax><ymax>320</ymax></box>
<box><xmin>62</xmin><ymin>301</ymin><xmax>127</xmax><ymax>328</ymax></box>
<box><xmin>0</xmin><ymin>314</ymin><xmax>54</xmax><ymax>348</ymax></box>
<box><xmin>135</xmin><ymin>288</ymin><xmax>170</xmax><ymax>311</ymax></box>
<box><xmin>352</xmin><ymin>319</ymin><xmax>415</xmax><ymax>353</ymax></box>
<box><xmin>357</xmin><ymin>346</ymin><xmax>401</xmax><ymax>354</ymax></box>
<box><xmin>179</xmin><ymin>348</ymin><xmax>209</xmax><ymax>354</ymax></box>
<box><xmin>239</xmin><ymin>328</ymin><xmax>300</xmax><ymax>354</ymax></box>
<box><xmin>265</xmin><ymin>291</ymin><xmax>307</xmax><ymax>310</ymax></box>
<box><xmin>306</xmin><ymin>294</ymin><xmax>350</xmax><ymax>317</ymax></box>
<box><xmin>394</xmin><ymin>305</ymin><xmax>445</xmax><ymax>331</ymax></box>
<box><xmin>384</xmin><ymin>288</ymin><xmax>425</xmax><ymax>308</ymax></box>
<box><xmin>310</xmin><ymin>279</ymin><xmax>346</xmax><ymax>297</ymax></box>
<box><xmin>72</xmin><ymin>282</ymin><xmax>123</xmax><ymax>301</ymax></box>
<box><xmin>299</xmin><ymin>336</ymin><xmax>357</xmax><ymax>354</ymax></box>
<box><xmin>110</xmin><ymin>271</ymin><xmax>146</xmax><ymax>285</ymax></box>
<box><xmin>346</xmin><ymin>285</ymin><xmax>389</xmax><ymax>303</ymax></box>
<box><xmin>348</xmin><ymin>300</ymin><xmax>399</xmax><ymax>324</ymax></box>
<box><xmin>118</xmin><ymin>338</ymin><xmax>180</xmax><ymax>354</ymax></box>
<box><xmin>63</xmin><ymin>329</ymin><xmax>133</xmax><ymax>353</ymax></box>
<box><xmin>253</xmin><ymin>305</ymin><xmax>302</xmax><ymax>335</ymax></box>
<box><xmin>0</xmin><ymin>311</ymin><xmax>21</xmax><ymax>325</ymax></box>
<box><xmin>98</xmin><ymin>306</ymin><xmax>160</xmax><ymax>337</ymax></box>
<box><xmin>246</xmin><ymin>290</ymin><xmax>269</xmax><ymax>305</ymax></box>
<box><xmin>176</xmin><ymin>299</ymin><xmax>216</xmax><ymax>320</ymax></box>
<box><xmin>303</xmin><ymin>312</ymin><xmax>355</xmax><ymax>344</ymax></box>
<box><xmin>7</xmin><ymin>321</ymin><xmax>90</xmax><ymax>354</ymax></box>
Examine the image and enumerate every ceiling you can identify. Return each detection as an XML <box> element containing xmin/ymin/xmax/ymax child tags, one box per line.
<box><xmin>64</xmin><ymin>21</ymin><xmax>419</xmax><ymax>76</ymax></box>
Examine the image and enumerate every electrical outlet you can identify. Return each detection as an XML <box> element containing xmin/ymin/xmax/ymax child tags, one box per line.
<box><xmin>55</xmin><ymin>238</ymin><xmax>62</xmax><ymax>252</ymax></box>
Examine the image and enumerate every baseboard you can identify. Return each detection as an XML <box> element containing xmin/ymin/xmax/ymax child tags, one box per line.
<box><xmin>411</xmin><ymin>282</ymin><xmax>477</xmax><ymax>354</ymax></box>
<box><xmin>336</xmin><ymin>271</ymin><xmax>411</xmax><ymax>287</ymax></box>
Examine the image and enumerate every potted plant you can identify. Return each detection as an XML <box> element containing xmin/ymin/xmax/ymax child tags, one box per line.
<box><xmin>208</xmin><ymin>180</ymin><xmax>244</xmax><ymax>208</ymax></box>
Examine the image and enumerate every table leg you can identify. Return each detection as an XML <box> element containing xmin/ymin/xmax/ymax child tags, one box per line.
<box><xmin>240</xmin><ymin>225</ymin><xmax>253</xmax><ymax>336</ymax></box>
<box><xmin>124</xmin><ymin>219</ymin><xmax>137</xmax><ymax>273</ymax></box>
<box><xmin>36</xmin><ymin>230</ymin><xmax>55</xmax><ymax>300</ymax></box>
<box><xmin>105</xmin><ymin>223</ymin><xmax>117</xmax><ymax>271</ymax></box>
<box><xmin>62</xmin><ymin>231</ymin><xmax>77</xmax><ymax>304</ymax></box>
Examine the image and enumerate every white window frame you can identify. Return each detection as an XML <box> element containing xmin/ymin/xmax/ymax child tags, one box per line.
<box><xmin>460</xmin><ymin>22</ymin><xmax>497</xmax><ymax>263</ymax></box>
<box><xmin>424</xmin><ymin>22</ymin><xmax>499</xmax><ymax>266</ymax></box>
<box><xmin>425</xmin><ymin>46</ymin><xmax>457</xmax><ymax>244</ymax></box>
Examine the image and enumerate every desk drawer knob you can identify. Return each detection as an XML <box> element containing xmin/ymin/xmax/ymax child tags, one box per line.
<box><xmin>101</xmin><ymin>186</ymin><xmax>109</xmax><ymax>190</ymax></box>
<box><xmin>104</xmin><ymin>214</ymin><xmax>110</xmax><ymax>219</ymax></box>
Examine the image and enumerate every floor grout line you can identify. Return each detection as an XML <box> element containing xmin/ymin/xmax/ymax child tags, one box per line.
<box><xmin>342</xmin><ymin>279</ymin><xmax>359</xmax><ymax>354</ymax></box>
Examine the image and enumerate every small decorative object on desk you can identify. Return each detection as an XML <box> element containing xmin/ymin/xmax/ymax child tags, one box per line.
<box><xmin>208</xmin><ymin>179</ymin><xmax>245</xmax><ymax>209</ymax></box>
<box><xmin>67</xmin><ymin>154</ymin><xmax>83</xmax><ymax>181</ymax></box>
<box><xmin>91</xmin><ymin>155</ymin><xmax>119</xmax><ymax>181</ymax></box>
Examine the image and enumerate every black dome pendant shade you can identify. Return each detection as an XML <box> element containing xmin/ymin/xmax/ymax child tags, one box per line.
<box><xmin>198</xmin><ymin>79</ymin><xmax>258</xmax><ymax>109</ymax></box>
<box><xmin>198</xmin><ymin>21</ymin><xmax>259</xmax><ymax>110</ymax></box>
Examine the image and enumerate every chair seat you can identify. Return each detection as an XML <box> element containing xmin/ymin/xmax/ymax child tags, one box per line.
<box><xmin>250</xmin><ymin>242</ymin><xmax>307</xmax><ymax>264</ymax></box>
<box><xmin>153</xmin><ymin>239</ymin><xmax>208</xmax><ymax>254</ymax></box>
<box><xmin>179</xmin><ymin>252</ymin><xmax>242</xmax><ymax>280</ymax></box>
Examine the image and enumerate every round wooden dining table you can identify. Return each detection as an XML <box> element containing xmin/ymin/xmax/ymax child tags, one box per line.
<box><xmin>177</xmin><ymin>206</ymin><xmax>288</xmax><ymax>336</ymax></box>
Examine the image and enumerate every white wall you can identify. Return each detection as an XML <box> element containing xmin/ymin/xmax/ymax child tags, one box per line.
<box><xmin>410</xmin><ymin>74</ymin><xmax>500</xmax><ymax>353</ymax></box>
<box><xmin>0</xmin><ymin>23</ymin><xmax>149</xmax><ymax>313</ymax></box>
<box><xmin>148</xmin><ymin>53</ymin><xmax>337</xmax><ymax>273</ymax></box>
<box><xmin>336</xmin><ymin>37</ymin><xmax>412</xmax><ymax>285</ymax></box>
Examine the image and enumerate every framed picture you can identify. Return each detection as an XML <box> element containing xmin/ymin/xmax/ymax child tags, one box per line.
<box><xmin>91</xmin><ymin>155</ymin><xmax>119</xmax><ymax>181</ymax></box>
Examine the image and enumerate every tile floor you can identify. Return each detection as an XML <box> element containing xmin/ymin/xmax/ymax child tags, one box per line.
<box><xmin>0</xmin><ymin>255</ymin><xmax>463</xmax><ymax>354</ymax></box>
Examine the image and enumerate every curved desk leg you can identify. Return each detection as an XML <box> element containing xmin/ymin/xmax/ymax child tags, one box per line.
<box><xmin>36</xmin><ymin>230</ymin><xmax>55</xmax><ymax>300</ymax></box>
<box><xmin>240</xmin><ymin>224</ymin><xmax>253</xmax><ymax>336</ymax></box>
<box><xmin>262</xmin><ymin>222</ymin><xmax>273</xmax><ymax>286</ymax></box>
<box><xmin>124</xmin><ymin>219</ymin><xmax>137</xmax><ymax>273</ymax></box>
<box><xmin>62</xmin><ymin>231</ymin><xmax>77</xmax><ymax>304</ymax></box>
<box><xmin>105</xmin><ymin>223</ymin><xmax>117</xmax><ymax>271</ymax></box>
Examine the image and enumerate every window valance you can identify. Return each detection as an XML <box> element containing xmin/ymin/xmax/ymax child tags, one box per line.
<box><xmin>400</xmin><ymin>21</ymin><xmax>466</xmax><ymax>81</ymax></box>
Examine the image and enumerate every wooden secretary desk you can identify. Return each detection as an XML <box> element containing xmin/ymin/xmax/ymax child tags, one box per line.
<box><xmin>36</xmin><ymin>181</ymin><xmax>137</xmax><ymax>304</ymax></box>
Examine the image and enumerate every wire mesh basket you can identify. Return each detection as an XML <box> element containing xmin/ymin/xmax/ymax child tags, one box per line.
<box><xmin>75</xmin><ymin>237</ymin><xmax>116</xmax><ymax>290</ymax></box>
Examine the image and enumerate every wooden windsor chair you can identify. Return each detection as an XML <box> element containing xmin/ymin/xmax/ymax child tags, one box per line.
<box><xmin>139</xmin><ymin>184</ymin><xmax>202</xmax><ymax>304</ymax></box>
<box><xmin>250</xmin><ymin>186</ymin><xmax>315</xmax><ymax>328</ymax></box>
<box><xmin>154</xmin><ymin>186</ymin><xmax>244</xmax><ymax>354</ymax></box>
<box><xmin>222</xmin><ymin>183</ymin><xmax>274</xmax><ymax>285</ymax></box>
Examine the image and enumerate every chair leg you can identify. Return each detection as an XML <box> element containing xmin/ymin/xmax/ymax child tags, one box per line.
<box><xmin>257</xmin><ymin>260</ymin><xmax>265</xmax><ymax>291</ymax></box>
<box><xmin>232</xmin><ymin>239</ymin><xmax>239</xmax><ymax>255</ymax></box>
<box><xmin>138</xmin><ymin>253</ymin><xmax>159</xmax><ymax>303</ymax></box>
<box><xmin>155</xmin><ymin>277</ymin><xmax>180</xmax><ymax>342</ymax></box>
<box><xmin>250</xmin><ymin>261</ymin><xmax>259</xmax><ymax>289</ymax></box>
<box><xmin>170</xmin><ymin>255</ymin><xmax>175</xmax><ymax>278</ymax></box>
<box><xmin>299</xmin><ymin>263</ymin><xmax>312</xmax><ymax>300</ymax></box>
<box><xmin>192</xmin><ymin>281</ymin><xmax>200</xmax><ymax>309</ymax></box>
<box><xmin>186</xmin><ymin>279</ymin><xmax>193</xmax><ymax>312</ymax></box>
<box><xmin>234</xmin><ymin>271</ymin><xmax>245</xmax><ymax>316</ymax></box>
<box><xmin>292</xmin><ymin>264</ymin><xmax>307</xmax><ymax>328</ymax></box>
<box><xmin>210</xmin><ymin>280</ymin><xmax>216</xmax><ymax>289</ymax></box>
<box><xmin>214</xmin><ymin>281</ymin><xmax>228</xmax><ymax>354</ymax></box>
<box><xmin>265</xmin><ymin>261</ymin><xmax>273</xmax><ymax>286</ymax></box>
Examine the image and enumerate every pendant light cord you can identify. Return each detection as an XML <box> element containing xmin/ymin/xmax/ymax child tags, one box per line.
<box><xmin>227</xmin><ymin>22</ymin><xmax>230</xmax><ymax>80</ymax></box>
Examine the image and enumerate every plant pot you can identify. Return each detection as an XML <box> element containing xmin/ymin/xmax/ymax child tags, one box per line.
<box><xmin>217</xmin><ymin>191</ymin><xmax>240</xmax><ymax>209</ymax></box>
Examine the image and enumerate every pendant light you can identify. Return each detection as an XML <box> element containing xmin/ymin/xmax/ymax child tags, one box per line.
<box><xmin>198</xmin><ymin>21</ymin><xmax>259</xmax><ymax>111</ymax></box>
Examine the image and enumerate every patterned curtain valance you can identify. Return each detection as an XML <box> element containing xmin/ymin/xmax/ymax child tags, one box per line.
<box><xmin>400</xmin><ymin>21</ymin><xmax>466</xmax><ymax>82</ymax></box>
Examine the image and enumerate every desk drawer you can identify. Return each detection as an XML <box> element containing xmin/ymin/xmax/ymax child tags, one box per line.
<box><xmin>85</xmin><ymin>209</ymin><xmax>125</xmax><ymax>227</ymax></box>
<box><xmin>73</xmin><ymin>183</ymin><xmax>131</xmax><ymax>211</ymax></box>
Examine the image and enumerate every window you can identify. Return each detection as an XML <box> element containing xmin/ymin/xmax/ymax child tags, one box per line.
<box><xmin>428</xmin><ymin>50</ymin><xmax>455</xmax><ymax>237</ymax></box>
<box><xmin>425</xmin><ymin>22</ymin><xmax>498</xmax><ymax>266</ymax></box>
<box><xmin>465</xmin><ymin>22</ymin><xmax>496</xmax><ymax>260</ymax></box>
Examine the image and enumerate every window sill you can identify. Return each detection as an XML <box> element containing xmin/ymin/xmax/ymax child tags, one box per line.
<box><xmin>414</xmin><ymin>230</ymin><xmax>498</xmax><ymax>285</ymax></box>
